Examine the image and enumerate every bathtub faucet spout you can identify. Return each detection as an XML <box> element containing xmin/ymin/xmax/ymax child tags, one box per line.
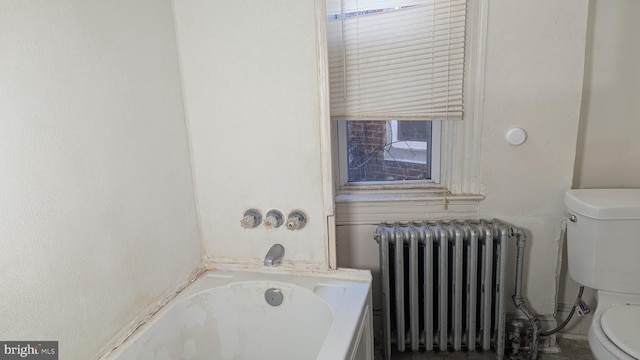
<box><xmin>264</xmin><ymin>244</ymin><xmax>285</xmax><ymax>266</ymax></box>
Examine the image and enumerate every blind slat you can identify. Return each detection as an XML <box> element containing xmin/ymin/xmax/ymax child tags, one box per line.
<box><xmin>327</xmin><ymin>0</ymin><xmax>467</xmax><ymax>121</ymax></box>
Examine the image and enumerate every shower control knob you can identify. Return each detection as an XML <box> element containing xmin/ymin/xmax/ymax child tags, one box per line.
<box><xmin>263</xmin><ymin>210</ymin><xmax>284</xmax><ymax>229</ymax></box>
<box><xmin>240</xmin><ymin>209</ymin><xmax>262</xmax><ymax>229</ymax></box>
<box><xmin>286</xmin><ymin>210</ymin><xmax>307</xmax><ymax>231</ymax></box>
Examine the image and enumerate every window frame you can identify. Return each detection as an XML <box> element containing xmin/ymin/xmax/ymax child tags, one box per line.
<box><xmin>331</xmin><ymin>0</ymin><xmax>487</xmax><ymax>197</ymax></box>
<box><xmin>387</xmin><ymin>120</ymin><xmax>429</xmax><ymax>154</ymax></box>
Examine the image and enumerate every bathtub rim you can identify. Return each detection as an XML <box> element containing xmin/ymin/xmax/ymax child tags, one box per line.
<box><xmin>96</xmin><ymin>261</ymin><xmax>372</xmax><ymax>360</ymax></box>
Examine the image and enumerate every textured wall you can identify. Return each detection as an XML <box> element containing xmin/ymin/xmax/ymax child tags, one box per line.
<box><xmin>574</xmin><ymin>0</ymin><xmax>640</xmax><ymax>189</ymax></box>
<box><xmin>0</xmin><ymin>1</ymin><xmax>202</xmax><ymax>358</ymax></box>
<box><xmin>479</xmin><ymin>0</ymin><xmax>589</xmax><ymax>317</ymax></box>
<box><xmin>173</xmin><ymin>0</ymin><xmax>332</xmax><ymax>265</ymax></box>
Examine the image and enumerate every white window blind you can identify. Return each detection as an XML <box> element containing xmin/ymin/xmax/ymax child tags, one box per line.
<box><xmin>326</xmin><ymin>0</ymin><xmax>467</xmax><ymax>121</ymax></box>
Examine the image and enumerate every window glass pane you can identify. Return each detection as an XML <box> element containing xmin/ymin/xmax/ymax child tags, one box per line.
<box><xmin>346</xmin><ymin>120</ymin><xmax>432</xmax><ymax>182</ymax></box>
<box><xmin>398</xmin><ymin>121</ymin><xmax>427</xmax><ymax>142</ymax></box>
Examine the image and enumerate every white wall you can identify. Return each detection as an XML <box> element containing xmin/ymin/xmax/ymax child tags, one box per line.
<box><xmin>173</xmin><ymin>0</ymin><xmax>332</xmax><ymax>266</ymax></box>
<box><xmin>559</xmin><ymin>0</ymin><xmax>640</xmax><ymax>335</ymax></box>
<box><xmin>574</xmin><ymin>0</ymin><xmax>640</xmax><ymax>189</ymax></box>
<box><xmin>336</xmin><ymin>0</ymin><xmax>589</xmax><ymax>336</ymax></box>
<box><xmin>0</xmin><ymin>1</ymin><xmax>202</xmax><ymax>358</ymax></box>
<box><xmin>478</xmin><ymin>0</ymin><xmax>588</xmax><ymax>317</ymax></box>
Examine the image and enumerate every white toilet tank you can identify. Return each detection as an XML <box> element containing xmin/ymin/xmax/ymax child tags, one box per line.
<box><xmin>565</xmin><ymin>189</ymin><xmax>640</xmax><ymax>294</ymax></box>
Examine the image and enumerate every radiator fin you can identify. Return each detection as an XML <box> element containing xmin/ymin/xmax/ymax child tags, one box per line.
<box><xmin>375</xmin><ymin>220</ymin><xmax>511</xmax><ymax>360</ymax></box>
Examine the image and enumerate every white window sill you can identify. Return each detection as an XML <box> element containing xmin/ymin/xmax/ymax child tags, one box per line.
<box><xmin>334</xmin><ymin>189</ymin><xmax>484</xmax><ymax>225</ymax></box>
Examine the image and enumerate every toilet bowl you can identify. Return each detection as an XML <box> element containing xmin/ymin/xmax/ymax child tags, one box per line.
<box><xmin>588</xmin><ymin>294</ymin><xmax>640</xmax><ymax>360</ymax></box>
<box><xmin>565</xmin><ymin>189</ymin><xmax>640</xmax><ymax>360</ymax></box>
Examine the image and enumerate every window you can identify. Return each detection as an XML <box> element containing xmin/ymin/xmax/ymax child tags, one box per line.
<box><xmin>341</xmin><ymin>120</ymin><xmax>440</xmax><ymax>183</ymax></box>
<box><xmin>327</xmin><ymin>0</ymin><xmax>472</xmax><ymax>189</ymax></box>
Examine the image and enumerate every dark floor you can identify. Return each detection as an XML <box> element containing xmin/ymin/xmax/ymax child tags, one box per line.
<box><xmin>376</xmin><ymin>336</ymin><xmax>593</xmax><ymax>360</ymax></box>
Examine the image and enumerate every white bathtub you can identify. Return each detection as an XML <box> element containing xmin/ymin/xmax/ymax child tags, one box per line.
<box><xmin>105</xmin><ymin>269</ymin><xmax>373</xmax><ymax>360</ymax></box>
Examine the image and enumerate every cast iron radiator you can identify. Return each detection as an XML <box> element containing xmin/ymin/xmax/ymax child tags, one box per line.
<box><xmin>375</xmin><ymin>220</ymin><xmax>512</xmax><ymax>359</ymax></box>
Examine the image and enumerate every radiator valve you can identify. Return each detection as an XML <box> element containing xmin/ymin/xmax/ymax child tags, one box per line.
<box><xmin>509</xmin><ymin>319</ymin><xmax>525</xmax><ymax>355</ymax></box>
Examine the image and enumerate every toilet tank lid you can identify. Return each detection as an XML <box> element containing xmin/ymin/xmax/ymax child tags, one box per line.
<box><xmin>601</xmin><ymin>305</ymin><xmax>640</xmax><ymax>358</ymax></box>
<box><xmin>565</xmin><ymin>189</ymin><xmax>640</xmax><ymax>220</ymax></box>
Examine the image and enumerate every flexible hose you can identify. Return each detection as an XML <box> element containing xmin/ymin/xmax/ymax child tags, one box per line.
<box><xmin>540</xmin><ymin>286</ymin><xmax>585</xmax><ymax>336</ymax></box>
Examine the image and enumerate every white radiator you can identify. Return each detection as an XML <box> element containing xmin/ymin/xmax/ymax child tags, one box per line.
<box><xmin>375</xmin><ymin>220</ymin><xmax>511</xmax><ymax>359</ymax></box>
